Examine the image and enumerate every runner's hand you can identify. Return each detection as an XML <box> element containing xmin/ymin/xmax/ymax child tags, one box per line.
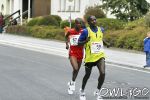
<box><xmin>66</xmin><ymin>44</ymin><xmax>69</xmax><ymax>50</ymax></box>
<box><xmin>86</xmin><ymin>37</ymin><xmax>90</xmax><ymax>42</ymax></box>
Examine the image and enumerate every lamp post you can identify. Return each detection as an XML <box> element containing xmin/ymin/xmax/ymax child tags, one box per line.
<box><xmin>69</xmin><ymin>6</ymin><xmax>72</xmax><ymax>28</ymax></box>
<box><xmin>28</xmin><ymin>0</ymin><xmax>31</xmax><ymax>22</ymax></box>
<box><xmin>20</xmin><ymin>0</ymin><xmax>23</xmax><ymax>25</ymax></box>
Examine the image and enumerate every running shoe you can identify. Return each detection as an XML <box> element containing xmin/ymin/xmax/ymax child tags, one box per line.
<box><xmin>94</xmin><ymin>89</ymin><xmax>103</xmax><ymax>100</ymax></box>
<box><xmin>79</xmin><ymin>89</ymin><xmax>86</xmax><ymax>100</ymax></box>
<box><xmin>94</xmin><ymin>89</ymin><xmax>100</xmax><ymax>96</ymax></box>
<box><xmin>97</xmin><ymin>95</ymin><xmax>104</xmax><ymax>100</ymax></box>
<box><xmin>67</xmin><ymin>81</ymin><xmax>75</xmax><ymax>94</ymax></box>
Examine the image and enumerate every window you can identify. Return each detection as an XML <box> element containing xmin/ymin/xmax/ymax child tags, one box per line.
<box><xmin>58</xmin><ymin>0</ymin><xmax>80</xmax><ymax>12</ymax></box>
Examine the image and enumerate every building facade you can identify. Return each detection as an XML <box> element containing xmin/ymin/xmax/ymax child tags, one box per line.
<box><xmin>1</xmin><ymin>0</ymin><xmax>150</xmax><ymax>20</ymax></box>
<box><xmin>0</xmin><ymin>0</ymin><xmax>102</xmax><ymax>20</ymax></box>
<box><xmin>51</xmin><ymin>0</ymin><xmax>101</xmax><ymax>19</ymax></box>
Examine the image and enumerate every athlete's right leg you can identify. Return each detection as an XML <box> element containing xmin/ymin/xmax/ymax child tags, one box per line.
<box><xmin>81</xmin><ymin>65</ymin><xmax>93</xmax><ymax>90</ymax></box>
<box><xmin>70</xmin><ymin>56</ymin><xmax>80</xmax><ymax>81</ymax></box>
<box><xmin>80</xmin><ymin>65</ymin><xmax>92</xmax><ymax>100</ymax></box>
<box><xmin>68</xmin><ymin>56</ymin><xmax>79</xmax><ymax>94</ymax></box>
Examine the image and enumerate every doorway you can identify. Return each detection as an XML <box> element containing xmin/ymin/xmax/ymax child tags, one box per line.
<box><xmin>23</xmin><ymin>0</ymin><xmax>33</xmax><ymax>18</ymax></box>
<box><xmin>32</xmin><ymin>0</ymin><xmax>51</xmax><ymax>17</ymax></box>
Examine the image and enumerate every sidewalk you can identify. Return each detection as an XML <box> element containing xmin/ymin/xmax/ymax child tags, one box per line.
<box><xmin>0</xmin><ymin>33</ymin><xmax>148</xmax><ymax>70</ymax></box>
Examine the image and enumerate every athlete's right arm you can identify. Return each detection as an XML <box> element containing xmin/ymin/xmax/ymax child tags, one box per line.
<box><xmin>65</xmin><ymin>32</ymin><xmax>70</xmax><ymax>50</ymax></box>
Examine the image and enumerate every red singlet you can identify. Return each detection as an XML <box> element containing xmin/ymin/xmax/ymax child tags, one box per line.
<box><xmin>68</xmin><ymin>28</ymin><xmax>83</xmax><ymax>61</ymax></box>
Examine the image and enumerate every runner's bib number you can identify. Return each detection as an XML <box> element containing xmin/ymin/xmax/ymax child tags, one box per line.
<box><xmin>70</xmin><ymin>35</ymin><xmax>80</xmax><ymax>46</ymax></box>
<box><xmin>91</xmin><ymin>42</ymin><xmax>103</xmax><ymax>53</ymax></box>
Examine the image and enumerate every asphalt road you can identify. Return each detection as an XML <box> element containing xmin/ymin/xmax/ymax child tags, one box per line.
<box><xmin>0</xmin><ymin>44</ymin><xmax>149</xmax><ymax>100</ymax></box>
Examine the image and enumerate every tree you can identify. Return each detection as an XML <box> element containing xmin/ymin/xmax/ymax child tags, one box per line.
<box><xmin>101</xmin><ymin>0</ymin><xmax>150</xmax><ymax>21</ymax></box>
<box><xmin>84</xmin><ymin>5</ymin><xmax>106</xmax><ymax>20</ymax></box>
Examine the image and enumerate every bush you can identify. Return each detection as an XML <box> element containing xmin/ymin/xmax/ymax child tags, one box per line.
<box><xmin>29</xmin><ymin>26</ymin><xmax>64</xmax><ymax>39</ymax></box>
<box><xmin>6</xmin><ymin>25</ymin><xmax>31</xmax><ymax>36</ymax></box>
<box><xmin>27</xmin><ymin>17</ymin><xmax>40</xmax><ymax>26</ymax></box>
<box><xmin>104</xmin><ymin>26</ymin><xmax>150</xmax><ymax>51</ymax></box>
<box><xmin>97</xmin><ymin>18</ymin><xmax>126</xmax><ymax>30</ymax></box>
<box><xmin>27</xmin><ymin>15</ymin><xmax>59</xmax><ymax>26</ymax></box>
<box><xmin>60</xmin><ymin>20</ymin><xmax>75</xmax><ymax>28</ymax></box>
<box><xmin>36</xmin><ymin>15</ymin><xmax>59</xmax><ymax>26</ymax></box>
<box><xmin>6</xmin><ymin>25</ymin><xmax>65</xmax><ymax>41</ymax></box>
<box><xmin>124</xmin><ymin>18</ymin><xmax>145</xmax><ymax>30</ymax></box>
<box><xmin>51</xmin><ymin>15</ymin><xmax>62</xmax><ymax>25</ymax></box>
<box><xmin>104</xmin><ymin>30</ymin><xmax>121</xmax><ymax>47</ymax></box>
<box><xmin>84</xmin><ymin>5</ymin><xmax>106</xmax><ymax>20</ymax></box>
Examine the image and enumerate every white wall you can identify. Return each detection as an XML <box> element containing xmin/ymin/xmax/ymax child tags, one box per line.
<box><xmin>51</xmin><ymin>0</ymin><xmax>115</xmax><ymax>20</ymax></box>
<box><xmin>13</xmin><ymin>0</ymin><xmax>20</xmax><ymax>13</ymax></box>
<box><xmin>51</xmin><ymin>0</ymin><xmax>90</xmax><ymax>20</ymax></box>
<box><xmin>51</xmin><ymin>0</ymin><xmax>104</xmax><ymax>20</ymax></box>
<box><xmin>0</xmin><ymin>0</ymin><xmax>21</xmax><ymax>16</ymax></box>
<box><xmin>0</xmin><ymin>0</ymin><xmax>7</xmax><ymax>15</ymax></box>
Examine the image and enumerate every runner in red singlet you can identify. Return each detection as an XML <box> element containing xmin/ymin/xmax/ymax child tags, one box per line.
<box><xmin>65</xmin><ymin>18</ymin><xmax>85</xmax><ymax>94</ymax></box>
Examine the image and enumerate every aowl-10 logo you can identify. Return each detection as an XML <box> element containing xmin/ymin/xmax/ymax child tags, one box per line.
<box><xmin>99</xmin><ymin>87</ymin><xmax>149</xmax><ymax>99</ymax></box>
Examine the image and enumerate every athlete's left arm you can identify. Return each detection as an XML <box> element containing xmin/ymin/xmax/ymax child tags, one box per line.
<box><xmin>100</xmin><ymin>26</ymin><xmax>110</xmax><ymax>48</ymax></box>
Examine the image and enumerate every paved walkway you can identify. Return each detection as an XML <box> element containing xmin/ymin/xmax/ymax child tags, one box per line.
<box><xmin>0</xmin><ymin>33</ymin><xmax>148</xmax><ymax>70</ymax></box>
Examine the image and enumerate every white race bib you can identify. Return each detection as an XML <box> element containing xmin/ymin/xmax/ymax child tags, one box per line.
<box><xmin>91</xmin><ymin>42</ymin><xmax>104</xmax><ymax>53</ymax></box>
<box><xmin>70</xmin><ymin>35</ymin><xmax>80</xmax><ymax>46</ymax></box>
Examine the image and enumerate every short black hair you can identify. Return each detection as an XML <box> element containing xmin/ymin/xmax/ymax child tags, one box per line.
<box><xmin>75</xmin><ymin>18</ymin><xmax>82</xmax><ymax>24</ymax></box>
<box><xmin>87</xmin><ymin>15</ymin><xmax>96</xmax><ymax>23</ymax></box>
<box><xmin>75</xmin><ymin>18</ymin><xmax>86</xmax><ymax>28</ymax></box>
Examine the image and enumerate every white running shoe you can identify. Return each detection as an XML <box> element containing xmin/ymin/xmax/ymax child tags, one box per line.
<box><xmin>94</xmin><ymin>89</ymin><xmax>103</xmax><ymax>100</ymax></box>
<box><xmin>79</xmin><ymin>89</ymin><xmax>86</xmax><ymax>100</ymax></box>
<box><xmin>94</xmin><ymin>89</ymin><xmax>99</xmax><ymax>96</ymax></box>
<box><xmin>97</xmin><ymin>95</ymin><xmax>103</xmax><ymax>100</ymax></box>
<box><xmin>67</xmin><ymin>81</ymin><xmax>75</xmax><ymax>94</ymax></box>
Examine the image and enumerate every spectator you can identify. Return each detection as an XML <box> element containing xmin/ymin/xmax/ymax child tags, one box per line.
<box><xmin>143</xmin><ymin>31</ymin><xmax>150</xmax><ymax>68</ymax></box>
<box><xmin>0</xmin><ymin>12</ymin><xmax>4</xmax><ymax>33</ymax></box>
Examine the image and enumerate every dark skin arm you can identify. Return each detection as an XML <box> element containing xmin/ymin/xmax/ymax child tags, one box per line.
<box><xmin>103</xmin><ymin>39</ymin><xmax>110</xmax><ymax>48</ymax></box>
<box><xmin>65</xmin><ymin>32</ymin><xmax>70</xmax><ymax>50</ymax></box>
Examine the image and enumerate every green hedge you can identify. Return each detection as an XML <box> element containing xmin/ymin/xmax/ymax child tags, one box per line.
<box><xmin>27</xmin><ymin>15</ymin><xmax>59</xmax><ymax>26</ymax></box>
<box><xmin>51</xmin><ymin>15</ymin><xmax>62</xmax><ymax>25</ymax></box>
<box><xmin>6</xmin><ymin>25</ymin><xmax>31</xmax><ymax>36</ymax></box>
<box><xmin>124</xmin><ymin>18</ymin><xmax>145</xmax><ymax>30</ymax></box>
<box><xmin>104</xmin><ymin>26</ymin><xmax>150</xmax><ymax>51</ymax></box>
<box><xmin>6</xmin><ymin>25</ymin><xmax>65</xmax><ymax>41</ymax></box>
<box><xmin>60</xmin><ymin>20</ymin><xmax>75</xmax><ymax>28</ymax></box>
<box><xmin>97</xmin><ymin>18</ymin><xmax>126</xmax><ymax>30</ymax></box>
<box><xmin>30</xmin><ymin>26</ymin><xmax>64</xmax><ymax>40</ymax></box>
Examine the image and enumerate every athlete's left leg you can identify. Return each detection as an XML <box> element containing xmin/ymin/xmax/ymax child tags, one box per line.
<box><xmin>94</xmin><ymin>58</ymin><xmax>106</xmax><ymax>99</ymax></box>
<box><xmin>97</xmin><ymin>58</ymin><xmax>106</xmax><ymax>90</ymax></box>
